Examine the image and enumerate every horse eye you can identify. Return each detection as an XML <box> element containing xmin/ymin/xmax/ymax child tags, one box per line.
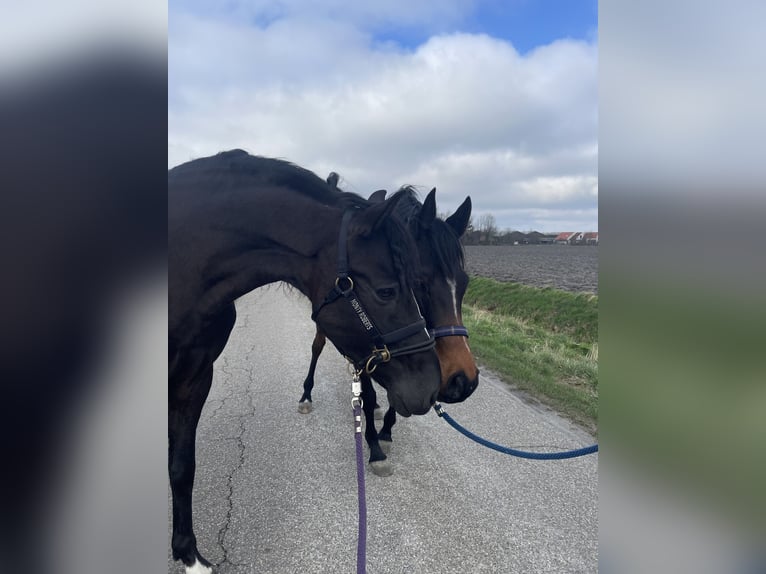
<box><xmin>376</xmin><ymin>287</ymin><xmax>396</xmax><ymax>300</ymax></box>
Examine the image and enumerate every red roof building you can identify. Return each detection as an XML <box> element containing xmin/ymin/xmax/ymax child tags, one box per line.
<box><xmin>583</xmin><ymin>232</ymin><xmax>599</xmax><ymax>245</ymax></box>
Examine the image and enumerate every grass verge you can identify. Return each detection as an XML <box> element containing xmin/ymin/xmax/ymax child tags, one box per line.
<box><xmin>462</xmin><ymin>276</ymin><xmax>598</xmax><ymax>432</ymax></box>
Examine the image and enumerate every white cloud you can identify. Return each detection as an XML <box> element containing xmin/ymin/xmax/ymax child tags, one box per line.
<box><xmin>169</xmin><ymin>8</ymin><xmax>597</xmax><ymax>232</ymax></box>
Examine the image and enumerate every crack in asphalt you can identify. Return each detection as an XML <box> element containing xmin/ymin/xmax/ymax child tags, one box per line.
<box><xmin>211</xmin><ymin>359</ymin><xmax>255</xmax><ymax>572</ymax></box>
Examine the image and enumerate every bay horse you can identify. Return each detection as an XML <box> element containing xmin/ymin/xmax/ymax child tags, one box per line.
<box><xmin>169</xmin><ymin>150</ymin><xmax>442</xmax><ymax>574</ymax></box>
<box><xmin>299</xmin><ymin>182</ymin><xmax>479</xmax><ymax>475</ymax></box>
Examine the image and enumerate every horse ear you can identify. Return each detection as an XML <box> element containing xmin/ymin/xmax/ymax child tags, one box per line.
<box><xmin>368</xmin><ymin>189</ymin><xmax>386</xmax><ymax>203</ymax></box>
<box><xmin>326</xmin><ymin>172</ymin><xmax>339</xmax><ymax>188</ymax></box>
<box><xmin>446</xmin><ymin>196</ymin><xmax>472</xmax><ymax>237</ymax></box>
<box><xmin>352</xmin><ymin>190</ymin><xmax>406</xmax><ymax>237</ymax></box>
<box><xmin>419</xmin><ymin>188</ymin><xmax>437</xmax><ymax>230</ymax></box>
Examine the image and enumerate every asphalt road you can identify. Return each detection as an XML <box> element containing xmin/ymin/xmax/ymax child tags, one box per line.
<box><xmin>168</xmin><ymin>286</ymin><xmax>598</xmax><ymax>573</ymax></box>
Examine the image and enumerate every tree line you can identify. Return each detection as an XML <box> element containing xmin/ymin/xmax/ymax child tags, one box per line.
<box><xmin>446</xmin><ymin>213</ymin><xmax>553</xmax><ymax>245</ymax></box>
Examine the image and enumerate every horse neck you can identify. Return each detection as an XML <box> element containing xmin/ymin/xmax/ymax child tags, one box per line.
<box><xmin>202</xmin><ymin>193</ymin><xmax>341</xmax><ymax>304</ymax></box>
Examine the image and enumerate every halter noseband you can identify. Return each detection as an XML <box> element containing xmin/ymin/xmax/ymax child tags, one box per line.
<box><xmin>311</xmin><ymin>209</ymin><xmax>436</xmax><ymax>375</ymax></box>
<box><xmin>429</xmin><ymin>325</ymin><xmax>469</xmax><ymax>339</ymax></box>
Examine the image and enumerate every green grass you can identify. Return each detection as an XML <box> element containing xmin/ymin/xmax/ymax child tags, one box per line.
<box><xmin>464</xmin><ymin>276</ymin><xmax>598</xmax><ymax>344</ymax></box>
<box><xmin>462</xmin><ymin>277</ymin><xmax>598</xmax><ymax>431</ymax></box>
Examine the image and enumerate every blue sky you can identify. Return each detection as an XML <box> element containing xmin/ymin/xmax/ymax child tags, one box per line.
<box><xmin>169</xmin><ymin>1</ymin><xmax>598</xmax><ymax>233</ymax></box>
<box><xmin>375</xmin><ymin>0</ymin><xmax>598</xmax><ymax>54</ymax></box>
<box><xmin>169</xmin><ymin>0</ymin><xmax>597</xmax><ymax>53</ymax></box>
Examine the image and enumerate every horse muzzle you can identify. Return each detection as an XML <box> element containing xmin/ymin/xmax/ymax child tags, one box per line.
<box><xmin>387</xmin><ymin>386</ymin><xmax>439</xmax><ymax>417</ymax></box>
<box><xmin>438</xmin><ymin>370</ymin><xmax>479</xmax><ymax>403</ymax></box>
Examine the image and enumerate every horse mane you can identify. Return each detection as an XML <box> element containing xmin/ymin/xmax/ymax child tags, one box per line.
<box><xmin>172</xmin><ymin>150</ymin><xmax>419</xmax><ymax>286</ymax></box>
<box><xmin>216</xmin><ymin>152</ymin><xmax>421</xmax><ymax>287</ymax></box>
<box><xmin>393</xmin><ymin>186</ymin><xmax>466</xmax><ymax>279</ymax></box>
<box><xmin>171</xmin><ymin>149</ymin><xmax>369</xmax><ymax>210</ymax></box>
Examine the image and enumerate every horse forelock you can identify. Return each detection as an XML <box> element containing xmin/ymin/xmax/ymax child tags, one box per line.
<box><xmin>381</xmin><ymin>189</ymin><xmax>422</xmax><ymax>290</ymax></box>
<box><xmin>392</xmin><ymin>185</ymin><xmax>422</xmax><ymax>222</ymax></box>
<box><xmin>392</xmin><ymin>185</ymin><xmax>465</xmax><ymax>280</ymax></box>
<box><xmin>428</xmin><ymin>217</ymin><xmax>466</xmax><ymax>279</ymax></box>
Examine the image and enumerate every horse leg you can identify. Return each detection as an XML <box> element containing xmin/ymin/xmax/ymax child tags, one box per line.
<box><xmin>377</xmin><ymin>407</ymin><xmax>397</xmax><ymax>443</ymax></box>
<box><xmin>169</xmin><ymin>305</ymin><xmax>236</xmax><ymax>574</ymax></box>
<box><xmin>362</xmin><ymin>375</ymin><xmax>393</xmax><ymax>477</ymax></box>
<box><xmin>373</xmin><ymin>396</ymin><xmax>383</xmax><ymax>420</ymax></box>
<box><xmin>298</xmin><ymin>328</ymin><xmax>326</xmax><ymax>414</ymax></box>
<box><xmin>169</xmin><ymin>364</ymin><xmax>215</xmax><ymax>574</ymax></box>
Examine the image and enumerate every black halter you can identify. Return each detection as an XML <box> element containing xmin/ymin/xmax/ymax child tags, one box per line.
<box><xmin>311</xmin><ymin>210</ymin><xmax>436</xmax><ymax>374</ymax></box>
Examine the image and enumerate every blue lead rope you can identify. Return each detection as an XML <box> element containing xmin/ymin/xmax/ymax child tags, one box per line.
<box><xmin>434</xmin><ymin>403</ymin><xmax>598</xmax><ymax>460</ymax></box>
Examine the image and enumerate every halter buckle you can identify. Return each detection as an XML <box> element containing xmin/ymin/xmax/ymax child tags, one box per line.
<box><xmin>375</xmin><ymin>346</ymin><xmax>391</xmax><ymax>363</ymax></box>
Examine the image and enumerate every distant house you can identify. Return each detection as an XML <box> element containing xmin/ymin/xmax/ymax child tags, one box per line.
<box><xmin>525</xmin><ymin>231</ymin><xmax>548</xmax><ymax>244</ymax></box>
<box><xmin>553</xmin><ymin>231</ymin><xmax>597</xmax><ymax>245</ymax></box>
<box><xmin>461</xmin><ymin>230</ymin><xmax>595</xmax><ymax>246</ymax></box>
<box><xmin>498</xmin><ymin>230</ymin><xmax>528</xmax><ymax>245</ymax></box>
<box><xmin>539</xmin><ymin>234</ymin><xmax>556</xmax><ymax>244</ymax></box>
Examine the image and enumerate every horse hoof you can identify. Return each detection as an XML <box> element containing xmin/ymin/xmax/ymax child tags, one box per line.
<box><xmin>297</xmin><ymin>401</ymin><xmax>313</xmax><ymax>414</ymax></box>
<box><xmin>185</xmin><ymin>557</ymin><xmax>214</xmax><ymax>574</ymax></box>
<box><xmin>370</xmin><ymin>460</ymin><xmax>394</xmax><ymax>477</ymax></box>
<box><xmin>374</xmin><ymin>407</ymin><xmax>384</xmax><ymax>421</ymax></box>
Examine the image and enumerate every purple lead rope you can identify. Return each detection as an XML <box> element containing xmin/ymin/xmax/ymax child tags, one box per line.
<box><xmin>353</xmin><ymin>401</ymin><xmax>367</xmax><ymax>574</ymax></box>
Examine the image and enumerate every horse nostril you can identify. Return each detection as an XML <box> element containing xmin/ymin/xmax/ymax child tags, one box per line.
<box><xmin>440</xmin><ymin>371</ymin><xmax>479</xmax><ymax>403</ymax></box>
<box><xmin>446</xmin><ymin>373</ymin><xmax>467</xmax><ymax>400</ymax></box>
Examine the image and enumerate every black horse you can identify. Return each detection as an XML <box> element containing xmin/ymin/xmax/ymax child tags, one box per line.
<box><xmin>169</xmin><ymin>150</ymin><xmax>443</xmax><ymax>574</ymax></box>
<box><xmin>299</xmin><ymin>182</ymin><xmax>479</xmax><ymax>475</ymax></box>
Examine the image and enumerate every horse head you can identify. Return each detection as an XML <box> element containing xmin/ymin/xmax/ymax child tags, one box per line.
<box><xmin>363</xmin><ymin>184</ymin><xmax>479</xmax><ymax>403</ymax></box>
<box><xmin>311</xmin><ymin>191</ymin><xmax>441</xmax><ymax>417</ymax></box>
<box><xmin>405</xmin><ymin>188</ymin><xmax>479</xmax><ymax>403</ymax></box>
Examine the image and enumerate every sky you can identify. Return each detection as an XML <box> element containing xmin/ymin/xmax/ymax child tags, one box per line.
<box><xmin>168</xmin><ymin>0</ymin><xmax>598</xmax><ymax>233</ymax></box>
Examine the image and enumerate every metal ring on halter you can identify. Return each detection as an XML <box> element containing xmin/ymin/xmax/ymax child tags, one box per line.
<box><xmin>364</xmin><ymin>346</ymin><xmax>391</xmax><ymax>374</ymax></box>
<box><xmin>365</xmin><ymin>356</ymin><xmax>378</xmax><ymax>375</ymax></box>
<box><xmin>335</xmin><ymin>276</ymin><xmax>354</xmax><ymax>294</ymax></box>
